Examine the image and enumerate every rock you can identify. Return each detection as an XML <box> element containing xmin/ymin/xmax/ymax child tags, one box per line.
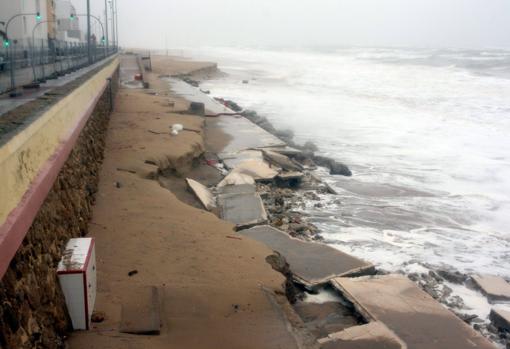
<box><xmin>313</xmin><ymin>155</ymin><xmax>352</xmax><ymax>176</ymax></box>
<box><xmin>225</xmin><ymin>100</ymin><xmax>242</xmax><ymax>112</ymax></box>
<box><xmin>91</xmin><ymin>311</ymin><xmax>105</xmax><ymax>323</ymax></box>
<box><xmin>437</xmin><ymin>269</ymin><xmax>467</xmax><ymax>284</ymax></box>
<box><xmin>329</xmin><ymin>161</ymin><xmax>352</xmax><ymax>176</ymax></box>
<box><xmin>488</xmin><ymin>324</ymin><xmax>499</xmax><ymax>334</ymax></box>
<box><xmin>302</xmin><ymin>141</ymin><xmax>318</xmax><ymax>153</ymax></box>
<box><xmin>303</xmin><ymin>191</ymin><xmax>320</xmax><ymax>201</ymax></box>
<box><xmin>289</xmin><ymin>223</ymin><xmax>307</xmax><ymax>232</ymax></box>
<box><xmin>275</xmin><ymin>129</ymin><xmax>294</xmax><ymax>141</ymax></box>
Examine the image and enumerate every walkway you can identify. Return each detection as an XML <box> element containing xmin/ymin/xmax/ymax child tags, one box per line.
<box><xmin>67</xmin><ymin>55</ymin><xmax>303</xmax><ymax>349</ymax></box>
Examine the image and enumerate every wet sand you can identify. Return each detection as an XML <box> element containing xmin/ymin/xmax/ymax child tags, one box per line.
<box><xmin>67</xmin><ymin>56</ymin><xmax>304</xmax><ymax>349</ymax></box>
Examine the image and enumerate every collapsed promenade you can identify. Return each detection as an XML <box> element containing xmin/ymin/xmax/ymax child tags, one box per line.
<box><xmin>69</xmin><ymin>55</ymin><xmax>497</xmax><ymax>349</ymax></box>
<box><xmin>0</xmin><ymin>53</ymin><xmax>506</xmax><ymax>349</ymax></box>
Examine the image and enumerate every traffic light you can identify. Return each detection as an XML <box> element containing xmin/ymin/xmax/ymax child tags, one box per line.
<box><xmin>36</xmin><ymin>12</ymin><xmax>41</xmax><ymax>21</ymax></box>
<box><xmin>70</xmin><ymin>13</ymin><xmax>75</xmax><ymax>20</ymax></box>
<box><xmin>101</xmin><ymin>36</ymin><xmax>106</xmax><ymax>44</ymax></box>
<box><xmin>3</xmin><ymin>39</ymin><xmax>10</xmax><ymax>48</ymax></box>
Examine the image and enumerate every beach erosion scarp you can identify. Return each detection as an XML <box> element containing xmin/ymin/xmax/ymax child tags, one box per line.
<box><xmin>68</xmin><ymin>54</ymin><xmax>499</xmax><ymax>349</ymax></box>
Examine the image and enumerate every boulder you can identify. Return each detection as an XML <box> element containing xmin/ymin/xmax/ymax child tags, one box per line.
<box><xmin>313</xmin><ymin>155</ymin><xmax>352</xmax><ymax>176</ymax></box>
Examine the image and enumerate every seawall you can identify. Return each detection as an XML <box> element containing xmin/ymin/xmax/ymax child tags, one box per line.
<box><xmin>0</xmin><ymin>59</ymin><xmax>119</xmax><ymax>348</ymax></box>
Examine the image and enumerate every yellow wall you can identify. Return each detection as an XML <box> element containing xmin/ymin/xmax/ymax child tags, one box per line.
<box><xmin>0</xmin><ymin>58</ymin><xmax>119</xmax><ymax>226</ymax></box>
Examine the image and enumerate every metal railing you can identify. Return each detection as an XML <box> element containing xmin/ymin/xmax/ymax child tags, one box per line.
<box><xmin>0</xmin><ymin>38</ymin><xmax>118</xmax><ymax>94</ymax></box>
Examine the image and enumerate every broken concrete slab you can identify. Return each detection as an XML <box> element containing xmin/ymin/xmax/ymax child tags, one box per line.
<box><xmin>490</xmin><ymin>307</ymin><xmax>510</xmax><ymax>332</ymax></box>
<box><xmin>230</xmin><ymin>160</ymin><xmax>279</xmax><ymax>182</ymax></box>
<box><xmin>331</xmin><ymin>275</ymin><xmax>497</xmax><ymax>349</ymax></box>
<box><xmin>218</xmin><ymin>184</ymin><xmax>256</xmax><ymax>195</ymax></box>
<box><xmin>217</xmin><ymin>172</ymin><xmax>255</xmax><ymax>188</ymax></box>
<box><xmin>276</xmin><ymin>171</ymin><xmax>304</xmax><ymax>188</ymax></box>
<box><xmin>318</xmin><ymin>322</ymin><xmax>405</xmax><ymax>349</ymax></box>
<box><xmin>186</xmin><ymin>178</ymin><xmax>216</xmax><ymax>211</ymax></box>
<box><xmin>222</xmin><ymin>150</ymin><xmax>264</xmax><ymax>170</ymax></box>
<box><xmin>263</xmin><ymin>149</ymin><xmax>302</xmax><ymax>172</ymax></box>
<box><xmin>472</xmin><ymin>275</ymin><xmax>510</xmax><ymax>302</ymax></box>
<box><xmin>217</xmin><ymin>192</ymin><xmax>267</xmax><ymax>229</ymax></box>
<box><xmin>238</xmin><ymin>225</ymin><xmax>374</xmax><ymax>288</ymax></box>
<box><xmin>119</xmin><ymin>286</ymin><xmax>161</xmax><ymax>335</ymax></box>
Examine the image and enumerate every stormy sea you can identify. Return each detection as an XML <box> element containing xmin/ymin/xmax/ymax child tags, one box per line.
<box><xmin>187</xmin><ymin>46</ymin><xmax>510</xmax><ymax>333</ymax></box>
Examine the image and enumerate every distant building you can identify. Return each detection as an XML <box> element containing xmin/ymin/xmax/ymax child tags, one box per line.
<box><xmin>0</xmin><ymin>0</ymin><xmax>49</xmax><ymax>44</ymax></box>
<box><xmin>54</xmin><ymin>0</ymin><xmax>82</xmax><ymax>43</ymax></box>
<box><xmin>46</xmin><ymin>0</ymin><xmax>57</xmax><ymax>40</ymax></box>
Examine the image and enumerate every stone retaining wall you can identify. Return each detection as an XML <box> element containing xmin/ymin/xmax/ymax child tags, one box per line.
<box><xmin>0</xmin><ymin>68</ymin><xmax>118</xmax><ymax>349</ymax></box>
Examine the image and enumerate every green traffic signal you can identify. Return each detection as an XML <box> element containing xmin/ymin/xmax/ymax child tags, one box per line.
<box><xmin>101</xmin><ymin>36</ymin><xmax>106</xmax><ymax>43</ymax></box>
<box><xmin>3</xmin><ymin>40</ymin><xmax>10</xmax><ymax>48</ymax></box>
<box><xmin>70</xmin><ymin>14</ymin><xmax>75</xmax><ymax>20</ymax></box>
<box><xmin>36</xmin><ymin>12</ymin><xmax>42</xmax><ymax>21</ymax></box>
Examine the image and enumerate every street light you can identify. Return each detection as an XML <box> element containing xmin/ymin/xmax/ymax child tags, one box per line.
<box><xmin>4</xmin><ymin>12</ymin><xmax>44</xmax><ymax>96</ymax></box>
<box><xmin>74</xmin><ymin>14</ymin><xmax>107</xmax><ymax>58</ymax></box>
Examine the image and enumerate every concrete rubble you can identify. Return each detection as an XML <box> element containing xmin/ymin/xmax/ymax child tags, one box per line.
<box><xmin>217</xmin><ymin>192</ymin><xmax>268</xmax><ymax>229</ymax></box>
<box><xmin>186</xmin><ymin>178</ymin><xmax>217</xmax><ymax>211</ymax></box>
<box><xmin>331</xmin><ymin>275</ymin><xmax>496</xmax><ymax>349</ymax></box>
<box><xmin>263</xmin><ymin>149</ymin><xmax>303</xmax><ymax>171</ymax></box>
<box><xmin>222</xmin><ymin>150</ymin><xmax>264</xmax><ymax>170</ymax></box>
<box><xmin>472</xmin><ymin>274</ymin><xmax>510</xmax><ymax>302</ymax></box>
<box><xmin>238</xmin><ymin>225</ymin><xmax>375</xmax><ymax>288</ymax></box>
<box><xmin>227</xmin><ymin>159</ymin><xmax>279</xmax><ymax>182</ymax></box>
<box><xmin>217</xmin><ymin>172</ymin><xmax>255</xmax><ymax>187</ymax></box>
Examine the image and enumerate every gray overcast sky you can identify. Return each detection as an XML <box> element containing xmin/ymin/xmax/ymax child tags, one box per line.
<box><xmin>73</xmin><ymin>0</ymin><xmax>510</xmax><ymax>49</ymax></box>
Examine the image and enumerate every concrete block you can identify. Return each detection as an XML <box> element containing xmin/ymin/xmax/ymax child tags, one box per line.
<box><xmin>472</xmin><ymin>275</ymin><xmax>510</xmax><ymax>302</ymax></box>
<box><xmin>218</xmin><ymin>192</ymin><xmax>267</xmax><ymax>229</ymax></box>
<box><xmin>490</xmin><ymin>307</ymin><xmax>510</xmax><ymax>332</ymax></box>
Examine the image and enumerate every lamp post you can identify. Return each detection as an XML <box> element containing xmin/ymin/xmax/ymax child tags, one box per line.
<box><xmin>31</xmin><ymin>20</ymin><xmax>56</xmax><ymax>82</ymax></box>
<box><xmin>75</xmin><ymin>14</ymin><xmax>107</xmax><ymax>58</ymax></box>
<box><xmin>115</xmin><ymin>0</ymin><xmax>119</xmax><ymax>49</ymax></box>
<box><xmin>104</xmin><ymin>0</ymin><xmax>109</xmax><ymax>54</ymax></box>
<box><xmin>87</xmin><ymin>0</ymin><xmax>91</xmax><ymax>64</ymax></box>
<box><xmin>109</xmin><ymin>0</ymin><xmax>115</xmax><ymax>50</ymax></box>
<box><xmin>4</xmin><ymin>12</ymin><xmax>43</xmax><ymax>96</ymax></box>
